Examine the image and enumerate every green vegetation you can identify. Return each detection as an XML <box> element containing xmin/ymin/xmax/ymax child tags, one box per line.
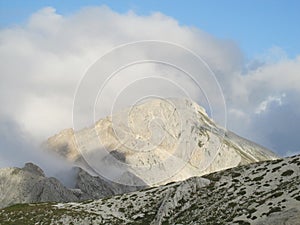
<box><xmin>0</xmin><ymin>203</ymin><xmax>99</xmax><ymax>225</ymax></box>
<box><xmin>281</xmin><ymin>170</ymin><xmax>294</xmax><ymax>176</ymax></box>
<box><xmin>1</xmin><ymin>156</ymin><xmax>299</xmax><ymax>224</ymax></box>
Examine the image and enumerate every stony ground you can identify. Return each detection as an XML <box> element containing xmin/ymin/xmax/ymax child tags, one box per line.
<box><xmin>1</xmin><ymin>155</ymin><xmax>299</xmax><ymax>225</ymax></box>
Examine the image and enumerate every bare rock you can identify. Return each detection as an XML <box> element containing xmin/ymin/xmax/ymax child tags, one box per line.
<box><xmin>75</xmin><ymin>167</ymin><xmax>146</xmax><ymax>200</ymax></box>
<box><xmin>45</xmin><ymin>98</ymin><xmax>278</xmax><ymax>187</ymax></box>
<box><xmin>0</xmin><ymin>164</ymin><xmax>78</xmax><ymax>208</ymax></box>
<box><xmin>23</xmin><ymin>162</ymin><xmax>45</xmax><ymax>177</ymax></box>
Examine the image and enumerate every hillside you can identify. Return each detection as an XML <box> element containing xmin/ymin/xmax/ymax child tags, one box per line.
<box><xmin>1</xmin><ymin>154</ymin><xmax>299</xmax><ymax>225</ymax></box>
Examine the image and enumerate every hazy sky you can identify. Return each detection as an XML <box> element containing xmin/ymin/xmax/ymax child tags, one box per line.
<box><xmin>0</xmin><ymin>0</ymin><xmax>299</xmax><ymax>169</ymax></box>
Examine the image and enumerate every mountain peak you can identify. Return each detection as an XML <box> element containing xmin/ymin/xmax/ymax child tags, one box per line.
<box><xmin>23</xmin><ymin>162</ymin><xmax>45</xmax><ymax>177</ymax></box>
<box><xmin>46</xmin><ymin>98</ymin><xmax>278</xmax><ymax>187</ymax></box>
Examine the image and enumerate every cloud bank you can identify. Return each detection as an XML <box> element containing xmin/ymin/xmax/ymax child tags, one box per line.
<box><xmin>0</xmin><ymin>5</ymin><xmax>299</xmax><ymax>171</ymax></box>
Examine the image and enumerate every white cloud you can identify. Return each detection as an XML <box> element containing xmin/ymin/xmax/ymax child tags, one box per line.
<box><xmin>255</xmin><ymin>94</ymin><xmax>285</xmax><ymax>114</ymax></box>
<box><xmin>0</xmin><ymin>6</ymin><xmax>239</xmax><ymax>140</ymax></box>
<box><xmin>0</xmin><ymin>5</ymin><xmax>299</xmax><ymax>162</ymax></box>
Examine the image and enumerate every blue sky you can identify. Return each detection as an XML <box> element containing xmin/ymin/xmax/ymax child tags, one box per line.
<box><xmin>1</xmin><ymin>0</ymin><xmax>300</xmax><ymax>58</ymax></box>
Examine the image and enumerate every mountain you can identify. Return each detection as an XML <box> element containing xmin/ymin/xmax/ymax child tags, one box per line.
<box><xmin>46</xmin><ymin>98</ymin><xmax>278</xmax><ymax>186</ymax></box>
<box><xmin>1</xmin><ymin>154</ymin><xmax>299</xmax><ymax>225</ymax></box>
<box><xmin>0</xmin><ymin>163</ymin><xmax>77</xmax><ymax>209</ymax></box>
<box><xmin>0</xmin><ymin>99</ymin><xmax>279</xmax><ymax>210</ymax></box>
<box><xmin>0</xmin><ymin>163</ymin><xmax>144</xmax><ymax>209</ymax></box>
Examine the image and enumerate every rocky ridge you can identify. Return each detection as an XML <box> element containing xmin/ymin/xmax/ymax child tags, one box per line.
<box><xmin>1</xmin><ymin>154</ymin><xmax>299</xmax><ymax>225</ymax></box>
<box><xmin>0</xmin><ymin>163</ymin><xmax>144</xmax><ymax>209</ymax></box>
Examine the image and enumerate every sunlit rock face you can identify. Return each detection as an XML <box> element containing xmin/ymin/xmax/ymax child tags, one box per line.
<box><xmin>46</xmin><ymin>98</ymin><xmax>278</xmax><ymax>186</ymax></box>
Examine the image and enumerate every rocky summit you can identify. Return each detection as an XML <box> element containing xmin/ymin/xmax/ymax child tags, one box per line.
<box><xmin>1</xmin><ymin>154</ymin><xmax>299</xmax><ymax>225</ymax></box>
<box><xmin>46</xmin><ymin>98</ymin><xmax>278</xmax><ymax>186</ymax></box>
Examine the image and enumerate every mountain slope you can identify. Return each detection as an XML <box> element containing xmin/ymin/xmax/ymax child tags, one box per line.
<box><xmin>46</xmin><ymin>98</ymin><xmax>278</xmax><ymax>186</ymax></box>
<box><xmin>1</xmin><ymin>154</ymin><xmax>299</xmax><ymax>225</ymax></box>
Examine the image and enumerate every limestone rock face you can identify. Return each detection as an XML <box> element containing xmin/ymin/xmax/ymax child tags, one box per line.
<box><xmin>46</xmin><ymin>128</ymin><xmax>79</xmax><ymax>162</ymax></box>
<box><xmin>46</xmin><ymin>98</ymin><xmax>278</xmax><ymax>186</ymax></box>
<box><xmin>23</xmin><ymin>162</ymin><xmax>45</xmax><ymax>177</ymax></box>
<box><xmin>0</xmin><ymin>163</ymin><xmax>146</xmax><ymax>209</ymax></box>
<box><xmin>29</xmin><ymin>177</ymin><xmax>78</xmax><ymax>203</ymax></box>
<box><xmin>0</xmin><ymin>163</ymin><xmax>78</xmax><ymax>208</ymax></box>
<box><xmin>75</xmin><ymin>167</ymin><xmax>146</xmax><ymax>199</ymax></box>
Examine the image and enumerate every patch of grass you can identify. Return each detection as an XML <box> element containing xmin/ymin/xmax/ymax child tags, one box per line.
<box><xmin>0</xmin><ymin>202</ymin><xmax>97</xmax><ymax>225</ymax></box>
<box><xmin>270</xmin><ymin>191</ymin><xmax>283</xmax><ymax>198</ymax></box>
<box><xmin>265</xmin><ymin>207</ymin><xmax>282</xmax><ymax>216</ymax></box>
<box><xmin>281</xmin><ymin>170</ymin><xmax>294</xmax><ymax>176</ymax></box>
<box><xmin>237</xmin><ymin>190</ymin><xmax>246</xmax><ymax>196</ymax></box>
<box><xmin>233</xmin><ymin>220</ymin><xmax>251</xmax><ymax>225</ymax></box>
<box><xmin>119</xmin><ymin>207</ymin><xmax>125</xmax><ymax>213</ymax></box>
<box><xmin>272</xmin><ymin>166</ymin><xmax>281</xmax><ymax>172</ymax></box>
<box><xmin>231</xmin><ymin>172</ymin><xmax>241</xmax><ymax>178</ymax></box>
<box><xmin>252</xmin><ymin>175</ymin><xmax>264</xmax><ymax>181</ymax></box>
<box><xmin>228</xmin><ymin>202</ymin><xmax>237</xmax><ymax>207</ymax></box>
<box><xmin>198</xmin><ymin>141</ymin><xmax>203</xmax><ymax>148</ymax></box>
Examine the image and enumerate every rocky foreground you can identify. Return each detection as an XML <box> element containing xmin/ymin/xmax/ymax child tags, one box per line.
<box><xmin>1</xmin><ymin>154</ymin><xmax>299</xmax><ymax>225</ymax></box>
